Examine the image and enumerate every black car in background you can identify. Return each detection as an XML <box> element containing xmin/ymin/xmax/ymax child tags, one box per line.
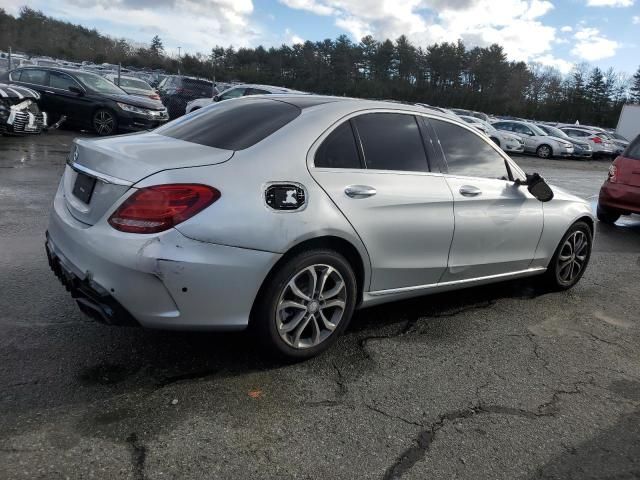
<box><xmin>156</xmin><ymin>75</ymin><xmax>213</xmax><ymax>118</ymax></box>
<box><xmin>2</xmin><ymin>67</ymin><xmax>169</xmax><ymax>136</ymax></box>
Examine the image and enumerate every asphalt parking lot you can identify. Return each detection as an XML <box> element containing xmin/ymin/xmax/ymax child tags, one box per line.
<box><xmin>1</xmin><ymin>130</ymin><xmax>639</xmax><ymax>480</ymax></box>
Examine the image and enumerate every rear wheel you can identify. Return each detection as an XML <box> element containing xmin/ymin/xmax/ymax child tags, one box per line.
<box><xmin>536</xmin><ymin>144</ymin><xmax>552</xmax><ymax>158</ymax></box>
<box><xmin>93</xmin><ymin>109</ymin><xmax>117</xmax><ymax>136</ymax></box>
<box><xmin>252</xmin><ymin>249</ymin><xmax>357</xmax><ymax>360</ymax></box>
<box><xmin>597</xmin><ymin>204</ymin><xmax>621</xmax><ymax>224</ymax></box>
<box><xmin>545</xmin><ymin>221</ymin><xmax>592</xmax><ymax>290</ymax></box>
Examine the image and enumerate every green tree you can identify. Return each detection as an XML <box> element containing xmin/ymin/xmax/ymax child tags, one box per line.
<box><xmin>631</xmin><ymin>66</ymin><xmax>640</xmax><ymax>103</ymax></box>
<box><xmin>150</xmin><ymin>35</ymin><xmax>164</xmax><ymax>56</ymax></box>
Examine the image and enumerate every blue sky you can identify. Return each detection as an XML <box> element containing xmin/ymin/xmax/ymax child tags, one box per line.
<box><xmin>1</xmin><ymin>0</ymin><xmax>638</xmax><ymax>74</ymax></box>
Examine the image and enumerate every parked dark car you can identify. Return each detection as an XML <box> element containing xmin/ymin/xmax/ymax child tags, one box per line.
<box><xmin>597</xmin><ymin>134</ymin><xmax>640</xmax><ymax>224</ymax></box>
<box><xmin>0</xmin><ymin>83</ymin><xmax>47</xmax><ymax>135</ymax></box>
<box><xmin>2</xmin><ymin>66</ymin><xmax>169</xmax><ymax>136</ymax></box>
<box><xmin>156</xmin><ymin>75</ymin><xmax>214</xmax><ymax>118</ymax></box>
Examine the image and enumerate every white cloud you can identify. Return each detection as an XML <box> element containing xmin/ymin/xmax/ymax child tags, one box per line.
<box><xmin>0</xmin><ymin>0</ymin><xmax>259</xmax><ymax>52</ymax></box>
<box><xmin>533</xmin><ymin>54</ymin><xmax>574</xmax><ymax>74</ymax></box>
<box><xmin>571</xmin><ymin>26</ymin><xmax>620</xmax><ymax>60</ymax></box>
<box><xmin>585</xmin><ymin>0</ymin><xmax>634</xmax><ymax>6</ymax></box>
<box><xmin>633</xmin><ymin>15</ymin><xmax>640</xmax><ymax>23</ymax></box>
<box><xmin>561</xmin><ymin>25</ymin><xmax>573</xmax><ymax>32</ymax></box>
<box><xmin>285</xmin><ymin>28</ymin><xmax>305</xmax><ymax>45</ymax></box>
<box><xmin>281</xmin><ymin>0</ymin><xmax>560</xmax><ymax>64</ymax></box>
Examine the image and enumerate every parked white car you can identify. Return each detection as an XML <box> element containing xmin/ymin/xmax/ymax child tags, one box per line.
<box><xmin>492</xmin><ymin>120</ymin><xmax>574</xmax><ymax>158</ymax></box>
<box><xmin>185</xmin><ymin>84</ymin><xmax>304</xmax><ymax>114</ymax></box>
<box><xmin>459</xmin><ymin>115</ymin><xmax>524</xmax><ymax>153</ymax></box>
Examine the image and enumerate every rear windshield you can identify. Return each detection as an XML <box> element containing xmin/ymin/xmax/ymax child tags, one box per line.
<box><xmin>182</xmin><ymin>79</ymin><xmax>213</xmax><ymax>94</ymax></box>
<box><xmin>155</xmin><ymin>98</ymin><xmax>301</xmax><ymax>150</ymax></box>
<box><xmin>624</xmin><ymin>136</ymin><xmax>640</xmax><ymax>160</ymax></box>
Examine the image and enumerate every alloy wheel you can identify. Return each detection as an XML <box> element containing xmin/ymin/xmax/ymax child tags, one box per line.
<box><xmin>94</xmin><ymin>110</ymin><xmax>115</xmax><ymax>135</ymax></box>
<box><xmin>538</xmin><ymin>145</ymin><xmax>551</xmax><ymax>158</ymax></box>
<box><xmin>276</xmin><ymin>264</ymin><xmax>347</xmax><ymax>349</ymax></box>
<box><xmin>557</xmin><ymin>230</ymin><xmax>589</xmax><ymax>285</ymax></box>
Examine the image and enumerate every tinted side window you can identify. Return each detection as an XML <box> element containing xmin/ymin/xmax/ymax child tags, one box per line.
<box><xmin>20</xmin><ymin>69</ymin><xmax>47</xmax><ymax>85</ymax></box>
<box><xmin>493</xmin><ymin>122</ymin><xmax>512</xmax><ymax>131</ymax></box>
<box><xmin>220</xmin><ymin>88</ymin><xmax>245</xmax><ymax>100</ymax></box>
<box><xmin>49</xmin><ymin>72</ymin><xmax>77</xmax><ymax>90</ymax></box>
<box><xmin>354</xmin><ymin>113</ymin><xmax>428</xmax><ymax>172</ymax></box>
<box><xmin>624</xmin><ymin>136</ymin><xmax>640</xmax><ymax>160</ymax></box>
<box><xmin>246</xmin><ymin>88</ymin><xmax>270</xmax><ymax>95</ymax></box>
<box><xmin>430</xmin><ymin>119</ymin><xmax>509</xmax><ymax>180</ymax></box>
<box><xmin>9</xmin><ymin>71</ymin><xmax>21</xmax><ymax>81</ymax></box>
<box><xmin>315</xmin><ymin>121</ymin><xmax>362</xmax><ymax>169</ymax></box>
<box><xmin>156</xmin><ymin>98</ymin><xmax>300</xmax><ymax>150</ymax></box>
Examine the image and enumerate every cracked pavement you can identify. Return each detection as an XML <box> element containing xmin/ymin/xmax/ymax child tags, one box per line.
<box><xmin>1</xmin><ymin>132</ymin><xmax>640</xmax><ymax>479</ymax></box>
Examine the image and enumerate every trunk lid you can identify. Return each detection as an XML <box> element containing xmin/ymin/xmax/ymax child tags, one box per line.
<box><xmin>64</xmin><ymin>132</ymin><xmax>233</xmax><ymax>225</ymax></box>
<box><xmin>615</xmin><ymin>156</ymin><xmax>640</xmax><ymax>187</ymax></box>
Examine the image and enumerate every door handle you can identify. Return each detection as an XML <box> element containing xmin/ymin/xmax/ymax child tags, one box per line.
<box><xmin>345</xmin><ymin>185</ymin><xmax>377</xmax><ymax>199</ymax></box>
<box><xmin>459</xmin><ymin>185</ymin><xmax>482</xmax><ymax>197</ymax></box>
<box><xmin>44</xmin><ymin>90</ymin><xmax>55</xmax><ymax>94</ymax></box>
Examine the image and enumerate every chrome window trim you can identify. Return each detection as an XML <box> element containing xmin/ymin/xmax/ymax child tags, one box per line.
<box><xmin>368</xmin><ymin>267</ymin><xmax>546</xmax><ymax>296</ymax></box>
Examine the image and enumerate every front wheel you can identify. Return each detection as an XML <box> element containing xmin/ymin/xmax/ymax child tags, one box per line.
<box><xmin>545</xmin><ymin>221</ymin><xmax>592</xmax><ymax>290</ymax></box>
<box><xmin>252</xmin><ymin>250</ymin><xmax>357</xmax><ymax>360</ymax></box>
<box><xmin>536</xmin><ymin>144</ymin><xmax>552</xmax><ymax>158</ymax></box>
<box><xmin>93</xmin><ymin>109</ymin><xmax>117</xmax><ymax>136</ymax></box>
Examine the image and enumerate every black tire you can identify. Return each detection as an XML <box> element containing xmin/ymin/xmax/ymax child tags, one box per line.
<box><xmin>92</xmin><ymin>109</ymin><xmax>117</xmax><ymax>136</ymax></box>
<box><xmin>252</xmin><ymin>249</ymin><xmax>358</xmax><ymax>360</ymax></box>
<box><xmin>597</xmin><ymin>204</ymin><xmax>620</xmax><ymax>224</ymax></box>
<box><xmin>545</xmin><ymin>221</ymin><xmax>592</xmax><ymax>291</ymax></box>
<box><xmin>536</xmin><ymin>144</ymin><xmax>553</xmax><ymax>159</ymax></box>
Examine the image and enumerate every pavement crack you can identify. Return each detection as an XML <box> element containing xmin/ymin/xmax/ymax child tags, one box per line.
<box><xmin>126</xmin><ymin>432</ymin><xmax>147</xmax><ymax>480</ymax></box>
<box><xmin>365</xmin><ymin>404</ymin><xmax>423</xmax><ymax>427</ymax></box>
<box><xmin>155</xmin><ymin>368</ymin><xmax>219</xmax><ymax>387</ymax></box>
<box><xmin>332</xmin><ymin>361</ymin><xmax>347</xmax><ymax>398</ymax></box>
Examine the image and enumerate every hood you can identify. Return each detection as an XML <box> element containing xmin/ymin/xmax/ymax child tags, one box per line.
<box><xmin>546</xmin><ymin>135</ymin><xmax>573</xmax><ymax>145</ymax></box>
<box><xmin>101</xmin><ymin>92</ymin><xmax>164</xmax><ymax>110</ymax></box>
<box><xmin>565</xmin><ymin>138</ymin><xmax>590</xmax><ymax>148</ymax></box>
<box><xmin>72</xmin><ymin>132</ymin><xmax>234</xmax><ymax>183</ymax></box>
<box><xmin>499</xmin><ymin>131</ymin><xmax>522</xmax><ymax>142</ymax></box>
<box><xmin>0</xmin><ymin>83</ymin><xmax>40</xmax><ymax>100</ymax></box>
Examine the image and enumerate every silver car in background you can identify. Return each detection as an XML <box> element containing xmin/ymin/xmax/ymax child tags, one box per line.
<box><xmin>558</xmin><ymin>126</ymin><xmax>615</xmax><ymax>158</ymax></box>
<box><xmin>536</xmin><ymin>124</ymin><xmax>592</xmax><ymax>159</ymax></box>
<box><xmin>185</xmin><ymin>84</ymin><xmax>304</xmax><ymax>113</ymax></box>
<box><xmin>492</xmin><ymin>120</ymin><xmax>574</xmax><ymax>158</ymax></box>
<box><xmin>459</xmin><ymin>115</ymin><xmax>525</xmax><ymax>153</ymax></box>
<box><xmin>46</xmin><ymin>96</ymin><xmax>594</xmax><ymax>359</ymax></box>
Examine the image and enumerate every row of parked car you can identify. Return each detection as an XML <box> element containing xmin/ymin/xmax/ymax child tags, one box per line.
<box><xmin>0</xmin><ymin>64</ymin><xmax>632</xmax><ymax>166</ymax></box>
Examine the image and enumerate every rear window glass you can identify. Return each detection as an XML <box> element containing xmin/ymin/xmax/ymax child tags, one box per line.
<box><xmin>156</xmin><ymin>98</ymin><xmax>301</xmax><ymax>150</ymax></box>
<box><xmin>182</xmin><ymin>79</ymin><xmax>213</xmax><ymax>95</ymax></box>
<box><xmin>625</xmin><ymin>136</ymin><xmax>640</xmax><ymax>160</ymax></box>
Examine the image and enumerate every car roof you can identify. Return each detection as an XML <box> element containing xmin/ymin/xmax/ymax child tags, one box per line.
<box><xmin>223</xmin><ymin>83</ymin><xmax>305</xmax><ymax>94</ymax></box>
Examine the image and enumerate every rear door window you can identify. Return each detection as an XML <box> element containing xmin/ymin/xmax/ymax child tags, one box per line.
<box><xmin>220</xmin><ymin>88</ymin><xmax>246</xmax><ymax>100</ymax></box>
<box><xmin>49</xmin><ymin>71</ymin><xmax>78</xmax><ymax>90</ymax></box>
<box><xmin>315</xmin><ymin>121</ymin><xmax>362</xmax><ymax>169</ymax></box>
<box><xmin>19</xmin><ymin>69</ymin><xmax>47</xmax><ymax>85</ymax></box>
<box><xmin>156</xmin><ymin>98</ymin><xmax>300</xmax><ymax>150</ymax></box>
<box><xmin>246</xmin><ymin>88</ymin><xmax>270</xmax><ymax>95</ymax></box>
<box><xmin>353</xmin><ymin>113</ymin><xmax>429</xmax><ymax>172</ymax></box>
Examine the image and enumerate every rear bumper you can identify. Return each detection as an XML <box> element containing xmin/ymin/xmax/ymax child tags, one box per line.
<box><xmin>599</xmin><ymin>181</ymin><xmax>640</xmax><ymax>214</ymax></box>
<box><xmin>47</xmin><ymin>183</ymin><xmax>281</xmax><ymax>330</ymax></box>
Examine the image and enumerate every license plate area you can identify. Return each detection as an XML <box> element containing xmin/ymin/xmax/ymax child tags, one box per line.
<box><xmin>72</xmin><ymin>172</ymin><xmax>97</xmax><ymax>204</ymax></box>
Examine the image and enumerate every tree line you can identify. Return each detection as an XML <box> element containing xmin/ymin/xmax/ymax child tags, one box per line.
<box><xmin>2</xmin><ymin>6</ymin><xmax>640</xmax><ymax>127</ymax></box>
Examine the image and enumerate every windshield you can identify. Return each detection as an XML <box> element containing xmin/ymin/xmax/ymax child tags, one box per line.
<box><xmin>117</xmin><ymin>77</ymin><xmax>152</xmax><ymax>90</ymax></box>
<box><xmin>74</xmin><ymin>71</ymin><xmax>126</xmax><ymax>94</ymax></box>
<box><xmin>528</xmin><ymin>123</ymin><xmax>547</xmax><ymax>136</ymax></box>
<box><xmin>542</xmin><ymin>125</ymin><xmax>570</xmax><ymax>139</ymax></box>
<box><xmin>611</xmin><ymin>132</ymin><xmax>629</xmax><ymax>142</ymax></box>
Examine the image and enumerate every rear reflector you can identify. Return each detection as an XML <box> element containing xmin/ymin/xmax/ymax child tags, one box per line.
<box><xmin>608</xmin><ymin>165</ymin><xmax>617</xmax><ymax>183</ymax></box>
<box><xmin>108</xmin><ymin>184</ymin><xmax>220</xmax><ymax>233</ymax></box>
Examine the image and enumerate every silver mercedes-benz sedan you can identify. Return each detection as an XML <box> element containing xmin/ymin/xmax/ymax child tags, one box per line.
<box><xmin>46</xmin><ymin>95</ymin><xmax>594</xmax><ymax>359</ymax></box>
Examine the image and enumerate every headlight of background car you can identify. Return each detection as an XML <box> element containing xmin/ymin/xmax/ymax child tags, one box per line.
<box><xmin>117</xmin><ymin>102</ymin><xmax>151</xmax><ymax>116</ymax></box>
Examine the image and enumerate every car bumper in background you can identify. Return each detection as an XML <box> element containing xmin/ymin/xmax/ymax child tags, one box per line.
<box><xmin>504</xmin><ymin>143</ymin><xmax>524</xmax><ymax>153</ymax></box>
<box><xmin>118</xmin><ymin>110</ymin><xmax>169</xmax><ymax>132</ymax></box>
<box><xmin>599</xmin><ymin>181</ymin><xmax>640</xmax><ymax>214</ymax></box>
<box><xmin>47</xmin><ymin>182</ymin><xmax>281</xmax><ymax>330</ymax></box>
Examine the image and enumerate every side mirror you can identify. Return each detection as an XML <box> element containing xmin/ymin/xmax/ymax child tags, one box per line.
<box><xmin>68</xmin><ymin>86</ymin><xmax>84</xmax><ymax>96</ymax></box>
<box><xmin>517</xmin><ymin>173</ymin><xmax>554</xmax><ymax>202</ymax></box>
<box><xmin>213</xmin><ymin>95</ymin><xmax>220</xmax><ymax>102</ymax></box>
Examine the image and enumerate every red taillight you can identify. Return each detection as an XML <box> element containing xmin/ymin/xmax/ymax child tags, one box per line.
<box><xmin>108</xmin><ymin>184</ymin><xmax>220</xmax><ymax>234</ymax></box>
<box><xmin>591</xmin><ymin>136</ymin><xmax>603</xmax><ymax>144</ymax></box>
<box><xmin>608</xmin><ymin>165</ymin><xmax>618</xmax><ymax>183</ymax></box>
<box><xmin>149</xmin><ymin>93</ymin><xmax>160</xmax><ymax>100</ymax></box>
